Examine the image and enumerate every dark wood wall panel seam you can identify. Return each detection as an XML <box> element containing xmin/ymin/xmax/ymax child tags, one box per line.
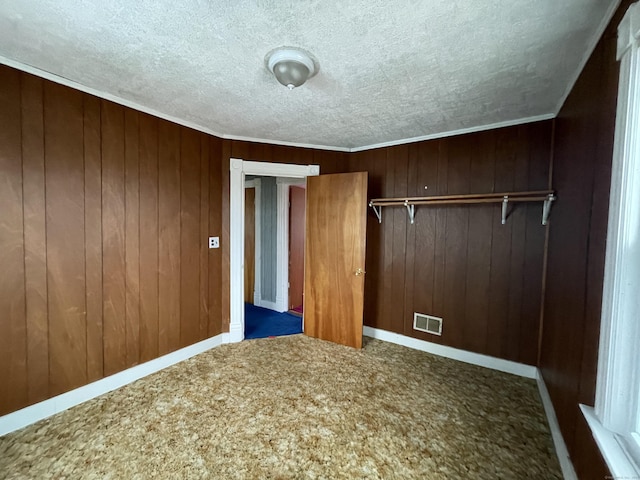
<box><xmin>20</xmin><ymin>86</ymin><xmax>29</xmax><ymax>404</ymax></box>
<box><xmin>0</xmin><ymin>66</ymin><xmax>225</xmax><ymax>413</ymax></box>
<box><xmin>83</xmin><ymin>95</ymin><xmax>103</xmax><ymax>382</ymax></box>
<box><xmin>156</xmin><ymin>118</ymin><xmax>160</xmax><ymax>357</ymax></box>
<box><xmin>20</xmin><ymin>73</ymin><xmax>48</xmax><ymax>404</ymax></box>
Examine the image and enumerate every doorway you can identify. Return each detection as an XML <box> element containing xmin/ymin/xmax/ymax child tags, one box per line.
<box><xmin>244</xmin><ymin>185</ymin><xmax>256</xmax><ymax>304</ymax></box>
<box><xmin>229</xmin><ymin>159</ymin><xmax>319</xmax><ymax>343</ymax></box>
<box><xmin>288</xmin><ymin>184</ymin><xmax>306</xmax><ymax>315</ymax></box>
<box><xmin>243</xmin><ymin>176</ymin><xmax>305</xmax><ymax>338</ymax></box>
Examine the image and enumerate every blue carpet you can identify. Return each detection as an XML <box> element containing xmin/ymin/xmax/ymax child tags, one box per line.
<box><xmin>244</xmin><ymin>303</ymin><xmax>303</xmax><ymax>339</ymax></box>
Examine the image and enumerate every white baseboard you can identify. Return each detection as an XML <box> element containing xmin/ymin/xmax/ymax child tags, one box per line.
<box><xmin>0</xmin><ymin>323</ymin><xmax>579</xmax><ymax>480</ymax></box>
<box><xmin>257</xmin><ymin>299</ymin><xmax>285</xmax><ymax>313</ymax></box>
<box><xmin>275</xmin><ymin>295</ymin><xmax>288</xmax><ymax>313</ymax></box>
<box><xmin>228</xmin><ymin>322</ymin><xmax>243</xmax><ymax>343</ymax></box>
<box><xmin>363</xmin><ymin>326</ymin><xmax>538</xmax><ymax>378</ymax></box>
<box><xmin>363</xmin><ymin>326</ymin><xmax>576</xmax><ymax>479</ymax></box>
<box><xmin>0</xmin><ymin>333</ymin><xmax>226</xmax><ymax>436</ymax></box>
<box><xmin>537</xmin><ymin>372</ymin><xmax>578</xmax><ymax>480</ymax></box>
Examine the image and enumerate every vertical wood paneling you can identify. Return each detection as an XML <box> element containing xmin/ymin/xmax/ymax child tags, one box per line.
<box><xmin>486</xmin><ymin>130</ymin><xmax>517</xmax><ymax>359</ymax></box>
<box><xmin>369</xmin><ymin>149</ymin><xmax>389</xmax><ymax>329</ymax></box>
<box><xmin>209</xmin><ymin>137</ymin><xmax>223</xmax><ymax>337</ymax></box>
<box><xmin>463</xmin><ymin>132</ymin><xmax>494</xmax><ymax>354</ymax></box>
<box><xmin>350</xmin><ymin>123</ymin><xmax>551</xmax><ymax>363</ymax></box>
<box><xmin>579</xmin><ymin>33</ymin><xmax>618</xmax><ymax>405</ymax></box>
<box><xmin>207</xmin><ymin>137</ymin><xmax>224</xmax><ymax>336</ymax></box>
<box><xmin>357</xmin><ymin>152</ymin><xmax>380</xmax><ymax>327</ymax></box>
<box><xmin>313</xmin><ymin>149</ymin><xmax>346</xmax><ymax>175</ymax></box>
<box><xmin>102</xmin><ymin>101</ymin><xmax>127</xmax><ymax>376</ymax></box>
<box><xmin>504</xmin><ymin>127</ymin><xmax>530</xmax><ymax>361</ymax></box>
<box><xmin>505</xmin><ymin>204</ymin><xmax>527</xmax><ymax>361</ymax></box>
<box><xmin>411</xmin><ymin>140</ymin><xmax>439</xmax><ymax>336</ymax></box>
<box><xmin>45</xmin><ymin>82</ymin><xmax>87</xmax><ymax>395</ymax></box>
<box><xmin>431</xmin><ymin>139</ymin><xmax>448</xmax><ymax>328</ymax></box>
<box><xmin>0</xmin><ymin>66</ymin><xmax>28</xmax><ymax>414</ymax></box>
<box><xmin>199</xmin><ymin>134</ymin><xmax>210</xmax><ymax>340</ymax></box>
<box><xmin>519</xmin><ymin>206</ymin><xmax>545</xmax><ymax>364</ymax></box>
<box><xmin>244</xmin><ymin>188</ymin><xmax>256</xmax><ymax>304</ymax></box>
<box><xmin>0</xmin><ymin>66</ymin><xmax>225</xmax><ymax>415</ymax></box>
<box><xmin>158</xmin><ymin>120</ymin><xmax>181</xmax><ymax>354</ymax></box>
<box><xmin>540</xmin><ymin>2</ymin><xmax>631</xmax><ymax>476</ymax></box>
<box><xmin>21</xmin><ymin>74</ymin><xmax>49</xmax><ymax>403</ymax></box>
<box><xmin>402</xmin><ymin>144</ymin><xmax>419</xmax><ymax>335</ymax></box>
<box><xmin>230</xmin><ymin>139</ymin><xmax>251</xmax><ymax>161</ymax></box>
<box><xmin>139</xmin><ymin>114</ymin><xmax>159</xmax><ymax>362</ymax></box>
<box><xmin>486</xmin><ymin>209</ymin><xmax>511</xmax><ymax>359</ymax></box>
<box><xmin>442</xmin><ymin>136</ymin><xmax>471</xmax><ymax>349</ymax></box>
<box><xmin>1</xmin><ymin>61</ymin><xmax>555</xmax><ymax>420</ymax></box>
<box><xmin>377</xmin><ymin>149</ymin><xmax>395</xmax><ymax>332</ymax></box>
<box><xmin>518</xmin><ymin>125</ymin><xmax>550</xmax><ymax>364</ymax></box>
<box><xmin>83</xmin><ymin>96</ymin><xmax>103</xmax><ymax>382</ymax></box>
<box><xmin>390</xmin><ymin>145</ymin><xmax>408</xmax><ymax>336</ymax></box>
<box><xmin>125</xmin><ymin>110</ymin><xmax>140</xmax><ymax>366</ymax></box>
<box><xmin>220</xmin><ymin>139</ymin><xmax>231</xmax><ymax>333</ymax></box>
<box><xmin>179</xmin><ymin>128</ymin><xmax>201</xmax><ymax>348</ymax></box>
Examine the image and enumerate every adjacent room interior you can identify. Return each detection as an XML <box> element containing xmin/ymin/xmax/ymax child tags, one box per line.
<box><xmin>1</xmin><ymin>1</ymin><xmax>639</xmax><ymax>479</ymax></box>
<box><xmin>243</xmin><ymin>175</ymin><xmax>304</xmax><ymax>339</ymax></box>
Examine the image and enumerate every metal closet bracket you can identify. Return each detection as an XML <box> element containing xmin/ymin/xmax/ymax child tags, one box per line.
<box><xmin>501</xmin><ymin>196</ymin><xmax>509</xmax><ymax>225</ymax></box>
<box><xmin>404</xmin><ymin>200</ymin><xmax>415</xmax><ymax>224</ymax></box>
<box><xmin>370</xmin><ymin>202</ymin><xmax>382</xmax><ymax>223</ymax></box>
<box><xmin>542</xmin><ymin>194</ymin><xmax>556</xmax><ymax>225</ymax></box>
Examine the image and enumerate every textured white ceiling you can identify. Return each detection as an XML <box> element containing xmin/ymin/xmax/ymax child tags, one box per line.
<box><xmin>0</xmin><ymin>0</ymin><xmax>618</xmax><ymax>150</ymax></box>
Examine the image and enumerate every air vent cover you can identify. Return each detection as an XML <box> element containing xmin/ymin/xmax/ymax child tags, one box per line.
<box><xmin>413</xmin><ymin>312</ymin><xmax>443</xmax><ymax>336</ymax></box>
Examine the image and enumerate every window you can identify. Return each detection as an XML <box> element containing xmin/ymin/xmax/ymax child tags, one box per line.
<box><xmin>583</xmin><ymin>3</ymin><xmax>640</xmax><ymax>477</ymax></box>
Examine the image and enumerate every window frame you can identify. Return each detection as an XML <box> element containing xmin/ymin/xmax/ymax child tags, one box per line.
<box><xmin>584</xmin><ymin>3</ymin><xmax>640</xmax><ymax>477</ymax></box>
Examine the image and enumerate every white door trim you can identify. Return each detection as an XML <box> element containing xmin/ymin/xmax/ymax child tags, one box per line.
<box><xmin>275</xmin><ymin>177</ymin><xmax>307</xmax><ymax>312</ymax></box>
<box><xmin>244</xmin><ymin>179</ymin><xmax>262</xmax><ymax>306</ymax></box>
<box><xmin>229</xmin><ymin>158</ymin><xmax>319</xmax><ymax>342</ymax></box>
<box><xmin>275</xmin><ymin>181</ymin><xmax>290</xmax><ymax>312</ymax></box>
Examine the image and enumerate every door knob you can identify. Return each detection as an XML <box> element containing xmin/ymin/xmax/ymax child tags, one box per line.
<box><xmin>355</xmin><ymin>268</ymin><xmax>365</xmax><ymax>276</ymax></box>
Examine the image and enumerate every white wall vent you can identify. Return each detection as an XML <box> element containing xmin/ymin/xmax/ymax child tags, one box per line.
<box><xmin>413</xmin><ymin>313</ymin><xmax>443</xmax><ymax>336</ymax></box>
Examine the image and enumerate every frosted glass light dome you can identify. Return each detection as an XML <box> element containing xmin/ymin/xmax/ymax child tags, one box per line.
<box><xmin>266</xmin><ymin>47</ymin><xmax>318</xmax><ymax>90</ymax></box>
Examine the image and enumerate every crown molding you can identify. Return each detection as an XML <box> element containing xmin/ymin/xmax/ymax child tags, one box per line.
<box><xmin>348</xmin><ymin>114</ymin><xmax>556</xmax><ymax>152</ymax></box>
<box><xmin>2</xmin><ymin>54</ymin><xmax>555</xmax><ymax>153</ymax></box>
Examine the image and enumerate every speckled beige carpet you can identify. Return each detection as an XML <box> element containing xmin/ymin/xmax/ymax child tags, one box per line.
<box><xmin>0</xmin><ymin>335</ymin><xmax>562</xmax><ymax>479</ymax></box>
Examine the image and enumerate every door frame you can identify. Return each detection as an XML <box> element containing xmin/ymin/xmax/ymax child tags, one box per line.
<box><xmin>229</xmin><ymin>158</ymin><xmax>319</xmax><ymax>342</ymax></box>
<box><xmin>276</xmin><ymin>177</ymin><xmax>306</xmax><ymax>312</ymax></box>
<box><xmin>244</xmin><ymin>178</ymin><xmax>261</xmax><ymax>306</ymax></box>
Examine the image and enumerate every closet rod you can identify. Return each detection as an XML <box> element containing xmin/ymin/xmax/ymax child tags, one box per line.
<box><xmin>368</xmin><ymin>191</ymin><xmax>556</xmax><ymax>226</ymax></box>
<box><xmin>372</xmin><ymin>195</ymin><xmax>550</xmax><ymax>206</ymax></box>
<box><xmin>369</xmin><ymin>190</ymin><xmax>554</xmax><ymax>205</ymax></box>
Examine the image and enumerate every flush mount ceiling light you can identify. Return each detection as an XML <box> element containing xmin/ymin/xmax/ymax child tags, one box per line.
<box><xmin>265</xmin><ymin>47</ymin><xmax>318</xmax><ymax>90</ymax></box>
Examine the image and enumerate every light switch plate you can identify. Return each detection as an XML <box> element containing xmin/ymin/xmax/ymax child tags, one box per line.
<box><xmin>208</xmin><ymin>236</ymin><xmax>219</xmax><ymax>249</ymax></box>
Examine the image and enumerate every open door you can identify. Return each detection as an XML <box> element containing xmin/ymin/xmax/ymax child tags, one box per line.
<box><xmin>304</xmin><ymin>172</ymin><xmax>368</xmax><ymax>349</ymax></box>
<box><xmin>244</xmin><ymin>187</ymin><xmax>255</xmax><ymax>304</ymax></box>
<box><xmin>289</xmin><ymin>185</ymin><xmax>305</xmax><ymax>313</ymax></box>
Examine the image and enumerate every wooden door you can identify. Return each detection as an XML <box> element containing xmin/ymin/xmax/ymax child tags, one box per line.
<box><xmin>304</xmin><ymin>172</ymin><xmax>368</xmax><ymax>349</ymax></box>
<box><xmin>289</xmin><ymin>185</ymin><xmax>305</xmax><ymax>311</ymax></box>
<box><xmin>244</xmin><ymin>187</ymin><xmax>255</xmax><ymax>304</ymax></box>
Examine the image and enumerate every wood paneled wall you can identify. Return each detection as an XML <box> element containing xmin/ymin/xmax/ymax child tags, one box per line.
<box><xmin>347</xmin><ymin>122</ymin><xmax>552</xmax><ymax>365</ymax></box>
<box><xmin>219</xmin><ymin>140</ymin><xmax>349</xmax><ymax>328</ymax></box>
<box><xmin>0</xmin><ymin>20</ymin><xmax>625</xmax><ymax>480</ymax></box>
<box><xmin>540</xmin><ymin>2</ymin><xmax>633</xmax><ymax>478</ymax></box>
<box><xmin>0</xmin><ymin>66</ymin><xmax>223</xmax><ymax>415</ymax></box>
<box><xmin>225</xmin><ymin>140</ymin><xmax>347</xmax><ymax>174</ymax></box>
